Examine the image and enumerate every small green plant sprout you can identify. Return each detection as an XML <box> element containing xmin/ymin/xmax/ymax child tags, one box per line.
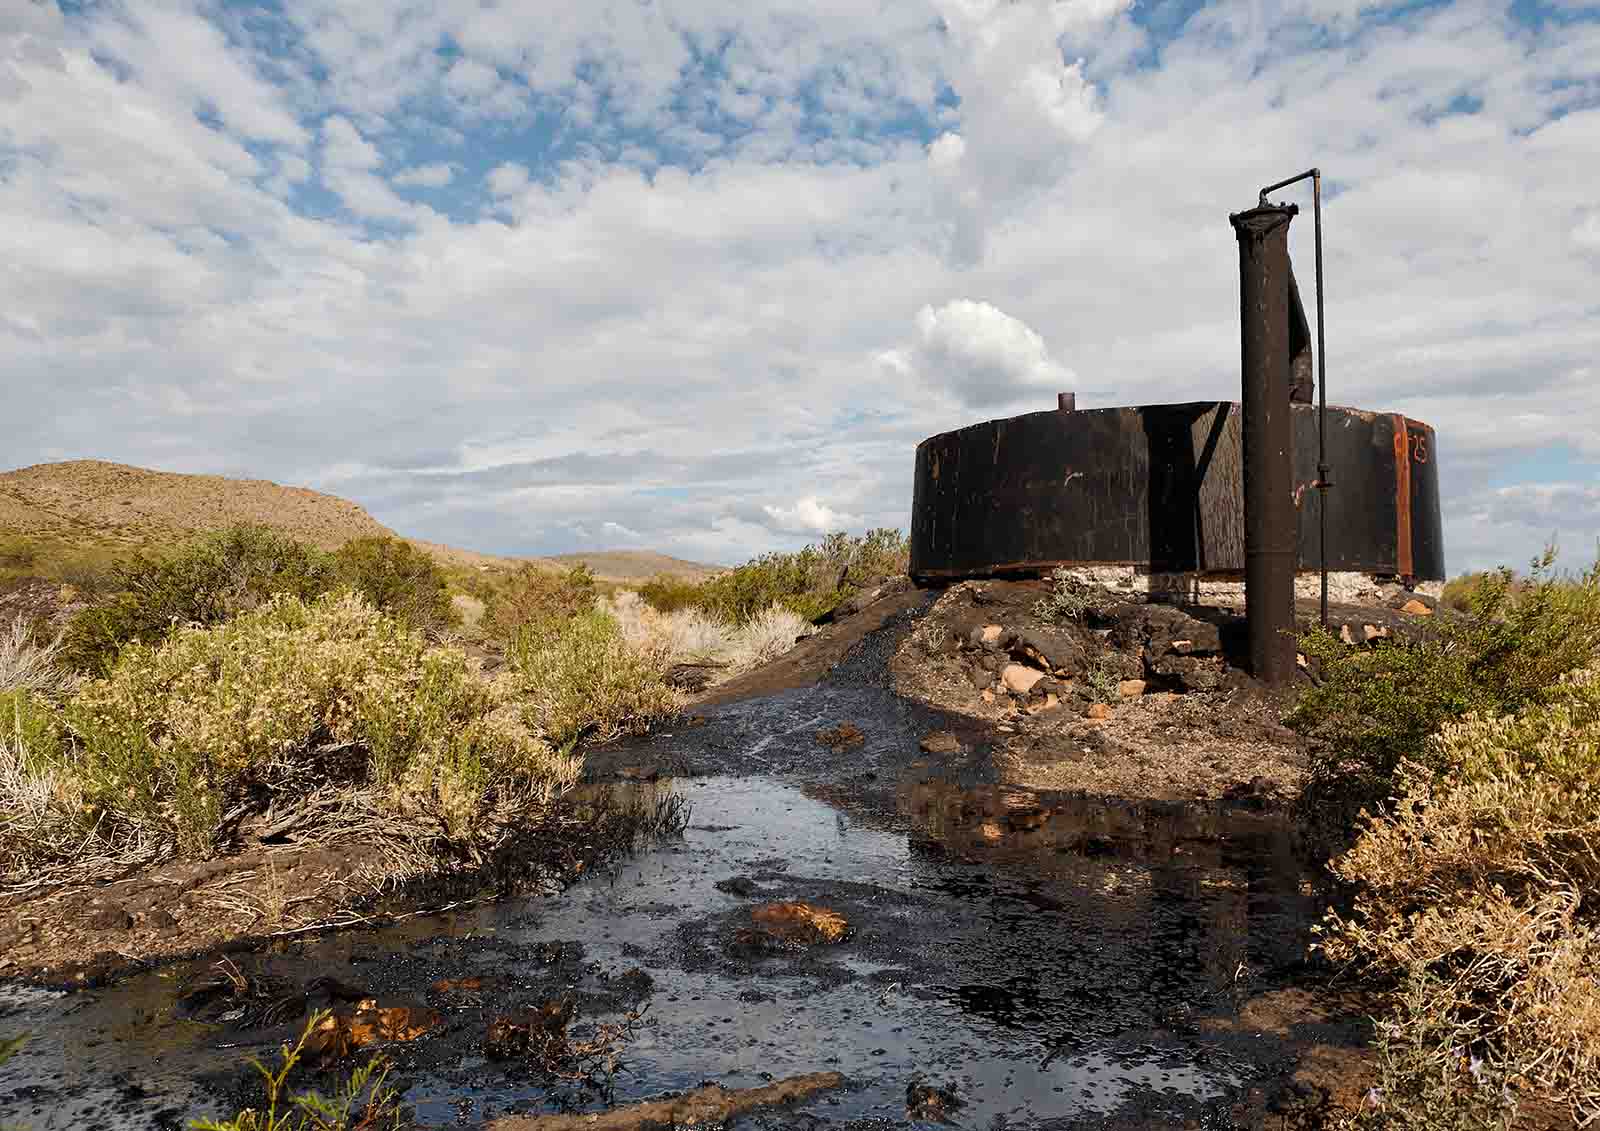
<box><xmin>1034</xmin><ymin>567</ymin><xmax>1091</xmax><ymax>623</ymax></box>
<box><xmin>1085</xmin><ymin>651</ymin><xmax>1122</xmax><ymax>704</ymax></box>
<box><xmin>187</xmin><ymin>1010</ymin><xmax>407</xmax><ymax>1131</ymax></box>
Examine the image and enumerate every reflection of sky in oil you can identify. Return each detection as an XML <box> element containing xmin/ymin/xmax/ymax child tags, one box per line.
<box><xmin>1</xmin><ymin>774</ymin><xmax>1316</xmax><ymax>1128</ymax></box>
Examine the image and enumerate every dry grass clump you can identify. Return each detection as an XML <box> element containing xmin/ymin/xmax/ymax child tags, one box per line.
<box><xmin>601</xmin><ymin>590</ymin><xmax>811</xmax><ymax>680</ymax></box>
<box><xmin>503</xmin><ymin>609</ymin><xmax>680</xmax><ymax>748</ymax></box>
<box><xmin>2</xmin><ymin>593</ymin><xmax>576</xmax><ymax>873</ymax></box>
<box><xmin>1</xmin><ymin>615</ymin><xmax>77</xmax><ymax>696</ymax></box>
<box><xmin>1320</xmin><ymin>669</ymin><xmax>1600</xmax><ymax>1125</ymax></box>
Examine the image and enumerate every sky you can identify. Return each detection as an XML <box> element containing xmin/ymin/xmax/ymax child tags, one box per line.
<box><xmin>1</xmin><ymin>0</ymin><xmax>1597</xmax><ymax>574</ymax></box>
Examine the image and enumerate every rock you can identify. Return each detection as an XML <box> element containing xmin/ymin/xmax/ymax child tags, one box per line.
<box><xmin>716</xmin><ymin>876</ymin><xmax>761</xmax><ymax>897</ymax></box>
<box><xmin>748</xmin><ymin>902</ymin><xmax>849</xmax><ymax>945</ymax></box>
<box><xmin>919</xmin><ymin>731</ymin><xmax>965</xmax><ymax>755</ymax></box>
<box><xmin>978</xmin><ymin>821</ymin><xmax>1005</xmax><ymax>841</ymax></box>
<box><xmin>1364</xmin><ymin>623</ymin><xmax>1390</xmax><ymax>642</ymax></box>
<box><xmin>980</xmin><ymin>689</ymin><xmax>996</xmax><ymax>704</ymax></box>
<box><xmin>1001</xmin><ymin>664</ymin><xmax>1046</xmax><ymax>695</ymax></box>
<box><xmin>1086</xmin><ymin>703</ymin><xmax>1112</xmax><ymax>720</ymax></box>
<box><xmin>1149</xmin><ymin>653</ymin><xmax>1226</xmax><ymax>692</ymax></box>
<box><xmin>308</xmin><ymin>999</ymin><xmax>444</xmax><ymax>1059</ymax></box>
<box><xmin>907</xmin><ymin>1081</ymin><xmax>964</xmax><ymax>1122</ymax></box>
<box><xmin>431</xmin><ymin>976</ymin><xmax>487</xmax><ymax>993</ymax></box>
<box><xmin>1296</xmin><ymin>652</ymin><xmax>1308</xmax><ymax>668</ymax></box>
<box><xmin>667</xmin><ymin>662</ymin><xmax>725</xmax><ymax>692</ymax></box>
<box><xmin>144</xmin><ymin>907</ymin><xmax>178</xmax><ymax>931</ymax></box>
<box><xmin>980</xmin><ymin>624</ymin><xmax>1004</xmax><ymax>646</ymax></box>
<box><xmin>1401</xmin><ymin>598</ymin><xmax>1434</xmax><ymax>616</ymax></box>
<box><xmin>1338</xmin><ymin>623</ymin><xmax>1356</xmax><ymax>645</ymax></box>
<box><xmin>86</xmin><ymin>904</ymin><xmax>132</xmax><ymax>931</ymax></box>
<box><xmin>815</xmin><ymin>723</ymin><xmax>865</xmax><ymax>749</ymax></box>
<box><xmin>1026</xmin><ymin>694</ymin><xmax>1060</xmax><ymax>715</ymax></box>
<box><xmin>1117</xmin><ymin>678</ymin><xmax>1147</xmax><ymax>699</ymax></box>
<box><xmin>969</xmin><ymin>666</ymin><xmax>993</xmax><ymax>692</ymax></box>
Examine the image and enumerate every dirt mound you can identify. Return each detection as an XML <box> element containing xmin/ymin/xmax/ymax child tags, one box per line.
<box><xmin>0</xmin><ymin>460</ymin><xmax>396</xmax><ymax>551</ymax></box>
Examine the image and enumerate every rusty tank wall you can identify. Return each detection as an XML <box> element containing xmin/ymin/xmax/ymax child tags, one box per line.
<box><xmin>909</xmin><ymin>401</ymin><xmax>1444</xmax><ymax>583</ymax></box>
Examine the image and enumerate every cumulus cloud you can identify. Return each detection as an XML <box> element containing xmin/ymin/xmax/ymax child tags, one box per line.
<box><xmin>763</xmin><ymin>497</ymin><xmax>863</xmax><ymax>535</ymax></box>
<box><xmin>900</xmin><ymin>300</ymin><xmax>1074</xmax><ymax>409</ymax></box>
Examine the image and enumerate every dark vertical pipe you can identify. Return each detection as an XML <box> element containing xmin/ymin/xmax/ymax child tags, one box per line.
<box><xmin>1057</xmin><ymin>391</ymin><xmax>1076</xmax><ymax>411</ymax></box>
<box><xmin>1312</xmin><ymin>172</ymin><xmax>1331</xmax><ymax>629</ymax></box>
<box><xmin>1229</xmin><ymin>204</ymin><xmax>1299</xmax><ymax>685</ymax></box>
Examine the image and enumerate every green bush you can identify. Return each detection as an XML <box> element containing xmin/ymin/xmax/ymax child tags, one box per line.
<box><xmin>59</xmin><ymin>525</ymin><xmax>340</xmax><ymax>675</ymax></box>
<box><xmin>481</xmin><ymin>563</ymin><xmax>597</xmax><ymax>642</ymax></box>
<box><xmin>505</xmin><ymin>609</ymin><xmax>678</xmax><ymax>747</ymax></box>
<box><xmin>1319</xmin><ymin>670</ymin><xmax>1600</xmax><ymax>1125</ymax></box>
<box><xmin>635</xmin><ymin>573</ymin><xmax>704</xmax><ymax>614</ymax></box>
<box><xmin>1288</xmin><ymin>549</ymin><xmax>1600</xmax><ymax>822</ymax></box>
<box><xmin>643</xmin><ymin>529</ymin><xmax>909</xmax><ymax>626</ymax></box>
<box><xmin>48</xmin><ymin>593</ymin><xmax>568</xmax><ymax>857</ymax></box>
<box><xmin>333</xmin><ymin>537</ymin><xmax>457</xmax><ymax>637</ymax></box>
<box><xmin>189</xmin><ymin>1010</ymin><xmax>405</xmax><ymax>1131</ymax></box>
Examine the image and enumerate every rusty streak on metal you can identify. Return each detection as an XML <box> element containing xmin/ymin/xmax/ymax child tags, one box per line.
<box><xmin>1393</xmin><ymin>414</ymin><xmax>1414</xmax><ymax>579</ymax></box>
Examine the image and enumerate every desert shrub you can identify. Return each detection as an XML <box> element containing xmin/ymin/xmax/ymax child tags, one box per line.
<box><xmin>59</xmin><ymin>524</ymin><xmax>340</xmax><ymax>675</ymax></box>
<box><xmin>1318</xmin><ymin>670</ymin><xmax>1600</xmax><ymax>1124</ymax></box>
<box><xmin>481</xmin><ymin>563</ymin><xmax>597</xmax><ymax>642</ymax></box>
<box><xmin>1</xmin><ymin>615</ymin><xmax>76</xmax><ymax>696</ymax></box>
<box><xmin>1339</xmin><ymin>972</ymin><xmax>1516</xmax><ymax>1130</ymax></box>
<box><xmin>333</xmin><ymin>537</ymin><xmax>458</xmax><ymax>637</ymax></box>
<box><xmin>1034</xmin><ymin>567</ymin><xmax>1091</xmax><ymax>623</ymax></box>
<box><xmin>190</xmin><ymin>1009</ymin><xmax>406</xmax><ymax>1131</ymax></box>
<box><xmin>504</xmin><ymin>609</ymin><xmax>678</xmax><ymax>747</ymax></box>
<box><xmin>35</xmin><ymin>593</ymin><xmax>570</xmax><ymax>859</ymax></box>
<box><xmin>730</xmin><ymin>604</ymin><xmax>813</xmax><ymax>669</ymax></box>
<box><xmin>635</xmin><ymin>573</ymin><xmax>704</xmax><ymax>614</ymax></box>
<box><xmin>1288</xmin><ymin>549</ymin><xmax>1600</xmax><ymax>820</ymax></box>
<box><xmin>686</xmin><ymin>529</ymin><xmax>909</xmax><ymax>626</ymax></box>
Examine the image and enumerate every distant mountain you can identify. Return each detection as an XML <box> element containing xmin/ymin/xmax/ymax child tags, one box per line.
<box><xmin>0</xmin><ymin>460</ymin><xmax>719</xmax><ymax>581</ymax></box>
<box><xmin>547</xmin><ymin>550</ymin><xmax>724</xmax><ymax>582</ymax></box>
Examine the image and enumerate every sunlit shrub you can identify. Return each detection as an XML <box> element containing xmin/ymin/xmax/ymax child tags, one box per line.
<box><xmin>643</xmin><ymin>529</ymin><xmax>908</xmax><ymax>626</ymax></box>
<box><xmin>1319</xmin><ymin>669</ymin><xmax>1600</xmax><ymax>1124</ymax></box>
<box><xmin>52</xmin><ymin>593</ymin><xmax>569</xmax><ymax>857</ymax></box>
<box><xmin>1289</xmin><ymin>548</ymin><xmax>1600</xmax><ymax>822</ymax></box>
<box><xmin>504</xmin><ymin>609</ymin><xmax>679</xmax><ymax>747</ymax></box>
<box><xmin>333</xmin><ymin>536</ymin><xmax>458</xmax><ymax>637</ymax></box>
<box><xmin>59</xmin><ymin>524</ymin><xmax>340</xmax><ymax>675</ymax></box>
<box><xmin>481</xmin><ymin>563</ymin><xmax>597</xmax><ymax>642</ymax></box>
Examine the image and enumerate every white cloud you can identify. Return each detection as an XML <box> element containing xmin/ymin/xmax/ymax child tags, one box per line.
<box><xmin>486</xmin><ymin>162</ymin><xmax>530</xmax><ymax>198</ymax></box>
<box><xmin>902</xmin><ymin>300</ymin><xmax>1074</xmax><ymax>409</ymax></box>
<box><xmin>393</xmin><ymin>162</ymin><xmax>454</xmax><ymax>188</ymax></box>
<box><xmin>763</xmin><ymin>497</ymin><xmax>864</xmax><ymax>535</ymax></box>
<box><xmin>2</xmin><ymin>0</ymin><xmax>1598</xmax><ymax>576</ymax></box>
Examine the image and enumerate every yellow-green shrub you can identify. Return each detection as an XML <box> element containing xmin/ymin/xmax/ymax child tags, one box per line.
<box><xmin>481</xmin><ymin>563</ymin><xmax>597</xmax><ymax>641</ymax></box>
<box><xmin>333</xmin><ymin>536</ymin><xmax>459</xmax><ymax>637</ymax></box>
<box><xmin>1319</xmin><ymin>669</ymin><xmax>1600</xmax><ymax>1123</ymax></box>
<box><xmin>505</xmin><ymin>609</ymin><xmax>678</xmax><ymax>747</ymax></box>
<box><xmin>61</xmin><ymin>593</ymin><xmax>571</xmax><ymax>855</ymax></box>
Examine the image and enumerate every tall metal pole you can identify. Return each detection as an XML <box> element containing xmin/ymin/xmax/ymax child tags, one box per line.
<box><xmin>1258</xmin><ymin>168</ymin><xmax>1332</xmax><ymax>628</ymax></box>
<box><xmin>1229</xmin><ymin>204</ymin><xmax>1299</xmax><ymax>686</ymax></box>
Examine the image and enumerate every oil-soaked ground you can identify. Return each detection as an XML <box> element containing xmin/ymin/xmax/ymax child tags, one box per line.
<box><xmin>0</xmin><ymin>601</ymin><xmax>1348</xmax><ymax>1129</ymax></box>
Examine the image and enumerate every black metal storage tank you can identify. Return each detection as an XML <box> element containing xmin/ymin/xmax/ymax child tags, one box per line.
<box><xmin>909</xmin><ymin>401</ymin><xmax>1443</xmax><ymax>584</ymax></box>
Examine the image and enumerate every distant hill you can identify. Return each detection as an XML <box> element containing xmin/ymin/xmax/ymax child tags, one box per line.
<box><xmin>0</xmin><ymin>460</ymin><xmax>397</xmax><ymax>552</ymax></box>
<box><xmin>547</xmin><ymin>550</ymin><xmax>723</xmax><ymax>582</ymax></box>
<box><xmin>0</xmin><ymin>460</ymin><xmax>717</xmax><ymax>582</ymax></box>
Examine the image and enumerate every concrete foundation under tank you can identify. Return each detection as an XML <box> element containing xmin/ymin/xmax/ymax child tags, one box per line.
<box><xmin>909</xmin><ymin>401</ymin><xmax>1443</xmax><ymax>586</ymax></box>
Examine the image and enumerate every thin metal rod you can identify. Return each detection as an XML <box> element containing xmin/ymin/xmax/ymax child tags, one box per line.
<box><xmin>1257</xmin><ymin>167</ymin><xmax>1332</xmax><ymax>629</ymax></box>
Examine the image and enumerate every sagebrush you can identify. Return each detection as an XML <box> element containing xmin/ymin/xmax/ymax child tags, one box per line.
<box><xmin>4</xmin><ymin>593</ymin><xmax>575</xmax><ymax>867</ymax></box>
